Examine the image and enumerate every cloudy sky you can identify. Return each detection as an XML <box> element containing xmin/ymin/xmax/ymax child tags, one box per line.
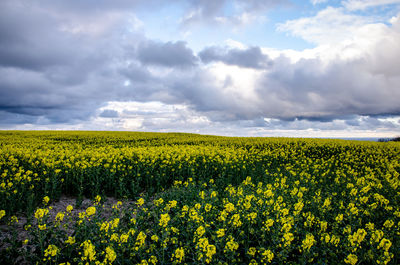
<box><xmin>1</xmin><ymin>0</ymin><xmax>400</xmax><ymax>137</ymax></box>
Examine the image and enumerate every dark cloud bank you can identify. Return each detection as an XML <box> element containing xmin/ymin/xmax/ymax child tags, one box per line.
<box><xmin>0</xmin><ymin>0</ymin><xmax>399</xmax><ymax>133</ymax></box>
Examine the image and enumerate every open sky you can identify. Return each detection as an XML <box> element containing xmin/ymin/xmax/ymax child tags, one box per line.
<box><xmin>1</xmin><ymin>0</ymin><xmax>400</xmax><ymax>137</ymax></box>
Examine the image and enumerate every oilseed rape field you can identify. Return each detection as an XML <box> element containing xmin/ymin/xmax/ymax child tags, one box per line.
<box><xmin>0</xmin><ymin>131</ymin><xmax>399</xmax><ymax>264</ymax></box>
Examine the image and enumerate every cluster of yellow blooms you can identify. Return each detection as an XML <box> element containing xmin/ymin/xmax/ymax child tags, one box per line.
<box><xmin>0</xmin><ymin>170</ymin><xmax>396</xmax><ymax>264</ymax></box>
<box><xmin>0</xmin><ymin>131</ymin><xmax>399</xmax><ymax>264</ymax></box>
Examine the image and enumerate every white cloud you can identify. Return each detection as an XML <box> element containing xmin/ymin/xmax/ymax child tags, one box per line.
<box><xmin>311</xmin><ymin>0</ymin><xmax>328</xmax><ymax>5</ymax></box>
<box><xmin>95</xmin><ymin>101</ymin><xmax>212</xmax><ymax>132</ymax></box>
<box><xmin>342</xmin><ymin>0</ymin><xmax>400</xmax><ymax>11</ymax></box>
<box><xmin>278</xmin><ymin>7</ymin><xmax>373</xmax><ymax>45</ymax></box>
<box><xmin>224</xmin><ymin>39</ymin><xmax>247</xmax><ymax>49</ymax></box>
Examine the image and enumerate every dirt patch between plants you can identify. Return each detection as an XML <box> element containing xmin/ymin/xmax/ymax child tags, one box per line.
<box><xmin>0</xmin><ymin>195</ymin><xmax>138</xmax><ymax>262</ymax></box>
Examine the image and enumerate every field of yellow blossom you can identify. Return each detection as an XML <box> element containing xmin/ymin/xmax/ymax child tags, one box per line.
<box><xmin>0</xmin><ymin>131</ymin><xmax>399</xmax><ymax>264</ymax></box>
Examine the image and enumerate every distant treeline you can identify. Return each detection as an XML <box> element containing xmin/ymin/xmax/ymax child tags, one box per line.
<box><xmin>378</xmin><ymin>136</ymin><xmax>400</xmax><ymax>142</ymax></box>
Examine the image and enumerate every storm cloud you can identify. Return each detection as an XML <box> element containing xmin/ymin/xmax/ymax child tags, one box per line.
<box><xmin>199</xmin><ymin>46</ymin><xmax>271</xmax><ymax>69</ymax></box>
<box><xmin>0</xmin><ymin>0</ymin><xmax>399</xmax><ymax>136</ymax></box>
<box><xmin>136</xmin><ymin>41</ymin><xmax>198</xmax><ymax>68</ymax></box>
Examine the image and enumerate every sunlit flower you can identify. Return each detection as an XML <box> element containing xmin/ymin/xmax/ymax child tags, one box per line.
<box><xmin>86</xmin><ymin>206</ymin><xmax>96</xmax><ymax>216</ymax></box>
<box><xmin>44</xmin><ymin>244</ymin><xmax>59</xmax><ymax>257</ymax></box>
<box><xmin>344</xmin><ymin>254</ymin><xmax>358</xmax><ymax>265</ymax></box>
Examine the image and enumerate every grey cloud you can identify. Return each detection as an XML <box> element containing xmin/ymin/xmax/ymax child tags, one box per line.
<box><xmin>199</xmin><ymin>46</ymin><xmax>271</xmax><ymax>69</ymax></box>
<box><xmin>181</xmin><ymin>0</ymin><xmax>288</xmax><ymax>25</ymax></box>
<box><xmin>0</xmin><ymin>3</ymin><xmax>72</xmax><ymax>70</ymax></box>
<box><xmin>345</xmin><ymin>118</ymin><xmax>360</xmax><ymax>126</ymax></box>
<box><xmin>0</xmin><ymin>111</ymin><xmax>40</xmax><ymax>125</ymax></box>
<box><xmin>136</xmin><ymin>41</ymin><xmax>198</xmax><ymax>67</ymax></box>
<box><xmin>0</xmin><ymin>0</ymin><xmax>136</xmax><ymax>124</ymax></box>
<box><xmin>99</xmin><ymin>109</ymin><xmax>119</xmax><ymax>118</ymax></box>
<box><xmin>22</xmin><ymin>0</ymin><xmax>285</xmax><ymax>26</ymax></box>
<box><xmin>26</xmin><ymin>0</ymin><xmax>163</xmax><ymax>14</ymax></box>
<box><xmin>0</xmin><ymin>67</ymin><xmax>98</xmax><ymax>124</ymax></box>
<box><xmin>254</xmin><ymin>55</ymin><xmax>400</xmax><ymax>121</ymax></box>
<box><xmin>1</xmin><ymin>0</ymin><xmax>399</xmax><ymax>136</ymax></box>
<box><xmin>119</xmin><ymin>63</ymin><xmax>154</xmax><ymax>83</ymax></box>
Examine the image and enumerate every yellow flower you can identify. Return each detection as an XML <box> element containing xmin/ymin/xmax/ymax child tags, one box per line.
<box><xmin>263</xmin><ymin>219</ymin><xmax>274</xmax><ymax>231</ymax></box>
<box><xmin>44</xmin><ymin>244</ymin><xmax>59</xmax><ymax>257</ymax></box>
<box><xmin>65</xmin><ymin>236</ymin><xmax>76</xmax><ymax>245</ymax></box>
<box><xmin>55</xmin><ymin>212</ymin><xmax>65</xmax><ymax>222</ymax></box>
<box><xmin>371</xmin><ymin>230</ymin><xmax>384</xmax><ymax>244</ymax></box>
<box><xmin>205</xmin><ymin>203</ymin><xmax>212</xmax><ymax>212</ymax></box>
<box><xmin>105</xmin><ymin>246</ymin><xmax>117</xmax><ymax>263</ymax></box>
<box><xmin>365</xmin><ymin>222</ymin><xmax>375</xmax><ymax>231</ymax></box>
<box><xmin>111</xmin><ymin>218</ymin><xmax>120</xmax><ymax>229</ymax></box>
<box><xmin>249</xmin><ymin>260</ymin><xmax>258</xmax><ymax>265</ymax></box>
<box><xmin>148</xmin><ymin>256</ymin><xmax>158</xmax><ymax>265</ymax></box>
<box><xmin>120</xmin><ymin>233</ymin><xmax>129</xmax><ymax>243</ymax></box>
<box><xmin>264</xmin><ymin>189</ymin><xmax>274</xmax><ymax>198</ymax></box>
<box><xmin>66</xmin><ymin>205</ymin><xmax>73</xmax><ymax>213</ymax></box>
<box><xmin>261</xmin><ymin>249</ymin><xmax>274</xmax><ymax>263</ymax></box>
<box><xmin>218</xmin><ymin>210</ymin><xmax>228</xmax><ymax>222</ymax></box>
<box><xmin>216</xmin><ymin>228</ymin><xmax>225</xmax><ymax>238</ymax></box>
<box><xmin>293</xmin><ymin>201</ymin><xmax>304</xmax><ymax>214</ymax></box>
<box><xmin>225</xmin><ymin>236</ymin><xmax>239</xmax><ymax>252</ymax></box>
<box><xmin>247</xmin><ymin>247</ymin><xmax>257</xmax><ymax>256</ymax></box>
<box><xmin>205</xmin><ymin>244</ymin><xmax>216</xmax><ymax>263</ymax></box>
<box><xmin>378</xmin><ymin>238</ymin><xmax>392</xmax><ymax>252</ymax></box>
<box><xmin>224</xmin><ymin>202</ymin><xmax>235</xmax><ymax>212</ymax></box>
<box><xmin>94</xmin><ymin>195</ymin><xmax>101</xmax><ymax>205</ymax></box>
<box><xmin>195</xmin><ymin>226</ymin><xmax>206</xmax><ymax>238</ymax></box>
<box><xmin>247</xmin><ymin>212</ymin><xmax>257</xmax><ymax>222</ymax></box>
<box><xmin>43</xmin><ymin>196</ymin><xmax>50</xmax><ymax>205</ymax></box>
<box><xmin>151</xmin><ymin>235</ymin><xmax>159</xmax><ymax>242</ymax></box>
<box><xmin>86</xmin><ymin>206</ymin><xmax>96</xmax><ymax>216</ymax></box>
<box><xmin>110</xmin><ymin>233</ymin><xmax>119</xmax><ymax>242</ymax></box>
<box><xmin>170</xmin><ymin>200</ymin><xmax>178</xmax><ymax>207</ymax></box>
<box><xmin>348</xmin><ymin>229</ymin><xmax>367</xmax><ymax>247</ymax></box>
<box><xmin>330</xmin><ymin>234</ymin><xmax>340</xmax><ymax>246</ymax></box>
<box><xmin>135</xmin><ymin>231</ymin><xmax>147</xmax><ymax>250</ymax></box>
<box><xmin>230</xmin><ymin>214</ymin><xmax>242</xmax><ymax>227</ymax></box>
<box><xmin>38</xmin><ymin>224</ymin><xmax>46</xmax><ymax>230</ymax></box>
<box><xmin>282</xmin><ymin>232</ymin><xmax>294</xmax><ymax>246</ymax></box>
<box><xmin>320</xmin><ymin>221</ymin><xmax>328</xmax><ymax>232</ymax></box>
<box><xmin>80</xmin><ymin>240</ymin><xmax>96</xmax><ymax>262</ymax></box>
<box><xmin>301</xmin><ymin>234</ymin><xmax>316</xmax><ymax>252</ymax></box>
<box><xmin>34</xmin><ymin>208</ymin><xmax>49</xmax><ymax>220</ymax></box>
<box><xmin>136</xmin><ymin>198</ymin><xmax>145</xmax><ymax>207</ymax></box>
<box><xmin>171</xmin><ymin>226</ymin><xmax>179</xmax><ymax>234</ymax></box>
<box><xmin>322</xmin><ymin>198</ymin><xmax>331</xmax><ymax>208</ymax></box>
<box><xmin>0</xmin><ymin>210</ymin><xmax>5</xmax><ymax>220</ymax></box>
<box><xmin>172</xmin><ymin>247</ymin><xmax>185</xmax><ymax>263</ymax></box>
<box><xmin>173</xmin><ymin>180</ymin><xmax>182</xmax><ymax>186</ymax></box>
<box><xmin>383</xmin><ymin>220</ymin><xmax>394</xmax><ymax>229</ymax></box>
<box><xmin>243</xmin><ymin>176</ymin><xmax>252</xmax><ymax>185</ymax></box>
<box><xmin>335</xmin><ymin>214</ymin><xmax>343</xmax><ymax>222</ymax></box>
<box><xmin>159</xmin><ymin>213</ymin><xmax>170</xmax><ymax>228</ymax></box>
<box><xmin>344</xmin><ymin>254</ymin><xmax>358</xmax><ymax>265</ymax></box>
<box><xmin>323</xmin><ymin>234</ymin><xmax>330</xmax><ymax>244</ymax></box>
<box><xmin>154</xmin><ymin>198</ymin><xmax>164</xmax><ymax>206</ymax></box>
